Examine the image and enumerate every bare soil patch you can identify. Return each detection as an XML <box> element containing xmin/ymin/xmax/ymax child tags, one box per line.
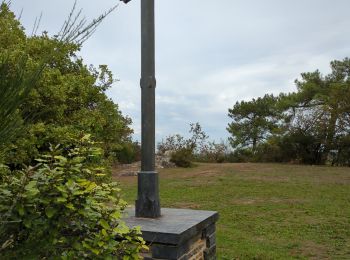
<box><xmin>290</xmin><ymin>241</ymin><xmax>330</xmax><ymax>260</ymax></box>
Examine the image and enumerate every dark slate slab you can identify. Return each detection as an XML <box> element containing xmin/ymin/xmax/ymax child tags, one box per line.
<box><xmin>123</xmin><ymin>208</ymin><xmax>219</xmax><ymax>245</ymax></box>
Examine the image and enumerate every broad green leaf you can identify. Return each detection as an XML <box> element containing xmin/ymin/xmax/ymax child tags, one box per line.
<box><xmin>23</xmin><ymin>219</ymin><xmax>32</xmax><ymax>228</ymax></box>
<box><xmin>56</xmin><ymin>197</ymin><xmax>67</xmax><ymax>203</ymax></box>
<box><xmin>85</xmin><ymin>182</ymin><xmax>97</xmax><ymax>192</ymax></box>
<box><xmin>90</xmin><ymin>248</ymin><xmax>100</xmax><ymax>255</ymax></box>
<box><xmin>17</xmin><ymin>204</ymin><xmax>25</xmax><ymax>216</ymax></box>
<box><xmin>25</xmin><ymin>181</ymin><xmax>37</xmax><ymax>190</ymax></box>
<box><xmin>65</xmin><ymin>203</ymin><xmax>75</xmax><ymax>210</ymax></box>
<box><xmin>110</xmin><ymin>211</ymin><xmax>121</xmax><ymax>219</ymax></box>
<box><xmin>99</xmin><ymin>219</ymin><xmax>110</xmax><ymax>230</ymax></box>
<box><xmin>54</xmin><ymin>155</ymin><xmax>67</xmax><ymax>162</ymax></box>
<box><xmin>45</xmin><ymin>207</ymin><xmax>57</xmax><ymax>218</ymax></box>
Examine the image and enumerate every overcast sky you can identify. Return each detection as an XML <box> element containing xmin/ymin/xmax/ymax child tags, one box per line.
<box><xmin>11</xmin><ymin>0</ymin><xmax>350</xmax><ymax>142</ymax></box>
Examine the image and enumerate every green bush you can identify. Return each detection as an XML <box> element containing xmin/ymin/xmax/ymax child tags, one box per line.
<box><xmin>170</xmin><ymin>148</ymin><xmax>193</xmax><ymax>168</ymax></box>
<box><xmin>227</xmin><ymin>148</ymin><xmax>253</xmax><ymax>163</ymax></box>
<box><xmin>0</xmin><ymin>3</ymin><xmax>134</xmax><ymax>166</ymax></box>
<box><xmin>115</xmin><ymin>142</ymin><xmax>141</xmax><ymax>164</ymax></box>
<box><xmin>0</xmin><ymin>136</ymin><xmax>146</xmax><ymax>259</ymax></box>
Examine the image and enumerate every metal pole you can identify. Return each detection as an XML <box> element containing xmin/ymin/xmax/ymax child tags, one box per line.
<box><xmin>135</xmin><ymin>0</ymin><xmax>161</xmax><ymax>218</ymax></box>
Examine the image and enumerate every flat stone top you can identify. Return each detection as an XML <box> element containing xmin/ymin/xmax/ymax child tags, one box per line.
<box><xmin>123</xmin><ymin>208</ymin><xmax>219</xmax><ymax>245</ymax></box>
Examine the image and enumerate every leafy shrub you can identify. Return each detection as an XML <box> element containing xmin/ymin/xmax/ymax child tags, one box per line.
<box><xmin>157</xmin><ymin>123</ymin><xmax>208</xmax><ymax>155</ymax></box>
<box><xmin>170</xmin><ymin>148</ymin><xmax>193</xmax><ymax>168</ymax></box>
<box><xmin>0</xmin><ymin>136</ymin><xmax>146</xmax><ymax>259</ymax></box>
<box><xmin>0</xmin><ymin>3</ymin><xmax>134</xmax><ymax>167</ymax></box>
<box><xmin>330</xmin><ymin>135</ymin><xmax>350</xmax><ymax>166</ymax></box>
<box><xmin>115</xmin><ymin>142</ymin><xmax>141</xmax><ymax>164</ymax></box>
<box><xmin>158</xmin><ymin>123</ymin><xmax>208</xmax><ymax>167</ymax></box>
<box><xmin>227</xmin><ymin>148</ymin><xmax>253</xmax><ymax>163</ymax></box>
<box><xmin>158</xmin><ymin>134</ymin><xmax>187</xmax><ymax>155</ymax></box>
<box><xmin>196</xmin><ymin>141</ymin><xmax>230</xmax><ymax>163</ymax></box>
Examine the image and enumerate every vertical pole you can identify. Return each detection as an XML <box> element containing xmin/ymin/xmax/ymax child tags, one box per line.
<box><xmin>135</xmin><ymin>0</ymin><xmax>161</xmax><ymax>218</ymax></box>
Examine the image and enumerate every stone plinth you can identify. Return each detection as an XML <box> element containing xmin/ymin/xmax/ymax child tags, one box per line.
<box><xmin>124</xmin><ymin>208</ymin><xmax>219</xmax><ymax>260</ymax></box>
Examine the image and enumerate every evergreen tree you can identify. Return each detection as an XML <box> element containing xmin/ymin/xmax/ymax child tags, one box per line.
<box><xmin>227</xmin><ymin>94</ymin><xmax>279</xmax><ymax>152</ymax></box>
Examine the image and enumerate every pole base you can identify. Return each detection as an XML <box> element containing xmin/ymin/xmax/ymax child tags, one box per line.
<box><xmin>124</xmin><ymin>208</ymin><xmax>219</xmax><ymax>259</ymax></box>
<box><xmin>135</xmin><ymin>171</ymin><xmax>161</xmax><ymax>218</ymax></box>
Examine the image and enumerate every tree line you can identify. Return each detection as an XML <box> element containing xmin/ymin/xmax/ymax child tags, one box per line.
<box><xmin>157</xmin><ymin>59</ymin><xmax>350</xmax><ymax>167</ymax></box>
<box><xmin>227</xmin><ymin>58</ymin><xmax>350</xmax><ymax>166</ymax></box>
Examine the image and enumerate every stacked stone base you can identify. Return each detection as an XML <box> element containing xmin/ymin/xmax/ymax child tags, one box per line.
<box><xmin>124</xmin><ymin>208</ymin><xmax>218</xmax><ymax>260</ymax></box>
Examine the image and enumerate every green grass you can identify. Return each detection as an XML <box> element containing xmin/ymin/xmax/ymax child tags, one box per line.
<box><xmin>114</xmin><ymin>163</ymin><xmax>350</xmax><ymax>259</ymax></box>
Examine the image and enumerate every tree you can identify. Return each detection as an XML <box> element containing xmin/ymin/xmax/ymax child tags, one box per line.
<box><xmin>227</xmin><ymin>94</ymin><xmax>279</xmax><ymax>152</ymax></box>
<box><xmin>0</xmin><ymin>3</ymin><xmax>132</xmax><ymax>166</ymax></box>
<box><xmin>226</xmin><ymin>58</ymin><xmax>350</xmax><ymax>165</ymax></box>
<box><xmin>282</xmin><ymin>58</ymin><xmax>350</xmax><ymax>163</ymax></box>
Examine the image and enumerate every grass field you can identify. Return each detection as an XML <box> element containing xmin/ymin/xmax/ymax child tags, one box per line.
<box><xmin>113</xmin><ymin>163</ymin><xmax>350</xmax><ymax>259</ymax></box>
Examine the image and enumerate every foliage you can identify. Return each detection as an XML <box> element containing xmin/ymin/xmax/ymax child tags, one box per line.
<box><xmin>115</xmin><ymin>141</ymin><xmax>141</xmax><ymax>164</ymax></box>
<box><xmin>157</xmin><ymin>123</ymin><xmax>208</xmax><ymax>167</ymax></box>
<box><xmin>227</xmin><ymin>94</ymin><xmax>279</xmax><ymax>152</ymax></box>
<box><xmin>196</xmin><ymin>140</ymin><xmax>230</xmax><ymax>163</ymax></box>
<box><xmin>0</xmin><ymin>3</ymin><xmax>146</xmax><ymax>258</ymax></box>
<box><xmin>0</xmin><ymin>3</ymin><xmax>133</xmax><ymax>166</ymax></box>
<box><xmin>0</xmin><ymin>56</ymin><xmax>36</xmax><ymax>147</ymax></box>
<box><xmin>187</xmin><ymin>122</ymin><xmax>209</xmax><ymax>152</ymax></box>
<box><xmin>0</xmin><ymin>136</ymin><xmax>146</xmax><ymax>259</ymax></box>
<box><xmin>227</xmin><ymin>58</ymin><xmax>350</xmax><ymax>165</ymax></box>
<box><xmin>286</xmin><ymin>58</ymin><xmax>350</xmax><ymax>164</ymax></box>
<box><xmin>56</xmin><ymin>0</ymin><xmax>118</xmax><ymax>45</ymax></box>
<box><xmin>158</xmin><ymin>123</ymin><xmax>232</xmax><ymax>166</ymax></box>
<box><xmin>0</xmin><ymin>2</ymin><xmax>42</xmax><ymax>147</ymax></box>
<box><xmin>226</xmin><ymin>148</ymin><xmax>253</xmax><ymax>163</ymax></box>
<box><xmin>157</xmin><ymin>134</ymin><xmax>187</xmax><ymax>155</ymax></box>
<box><xmin>170</xmin><ymin>148</ymin><xmax>193</xmax><ymax>168</ymax></box>
<box><xmin>158</xmin><ymin>123</ymin><xmax>208</xmax><ymax>155</ymax></box>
